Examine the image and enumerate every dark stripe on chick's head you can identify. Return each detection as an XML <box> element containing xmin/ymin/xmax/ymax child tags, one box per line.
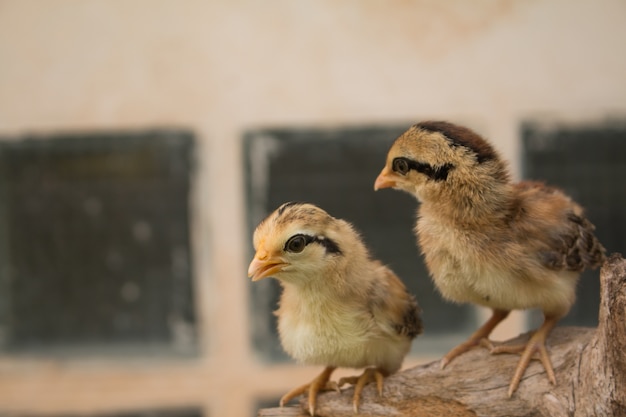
<box><xmin>284</xmin><ymin>233</ymin><xmax>342</xmax><ymax>255</ymax></box>
<box><xmin>274</xmin><ymin>202</ymin><xmax>343</xmax><ymax>256</ymax></box>
<box><xmin>415</xmin><ymin>121</ymin><xmax>498</xmax><ymax>164</ymax></box>
<box><xmin>392</xmin><ymin>157</ymin><xmax>454</xmax><ymax>181</ymax></box>
<box><xmin>277</xmin><ymin>201</ymin><xmax>306</xmax><ymax>216</ymax></box>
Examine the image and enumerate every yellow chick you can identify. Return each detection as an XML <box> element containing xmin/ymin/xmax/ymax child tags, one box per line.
<box><xmin>374</xmin><ymin>121</ymin><xmax>605</xmax><ymax>396</ymax></box>
<box><xmin>248</xmin><ymin>202</ymin><xmax>422</xmax><ymax>415</ymax></box>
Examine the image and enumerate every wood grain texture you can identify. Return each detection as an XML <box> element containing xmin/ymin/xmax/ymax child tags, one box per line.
<box><xmin>259</xmin><ymin>254</ymin><xmax>626</xmax><ymax>417</ymax></box>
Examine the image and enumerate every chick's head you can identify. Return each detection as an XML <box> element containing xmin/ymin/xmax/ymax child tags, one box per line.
<box><xmin>248</xmin><ymin>202</ymin><xmax>359</xmax><ymax>284</ymax></box>
<box><xmin>374</xmin><ymin>121</ymin><xmax>508</xmax><ymax>202</ymax></box>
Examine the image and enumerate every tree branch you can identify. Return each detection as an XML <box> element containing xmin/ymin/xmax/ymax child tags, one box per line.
<box><xmin>259</xmin><ymin>253</ymin><xmax>626</xmax><ymax>417</ymax></box>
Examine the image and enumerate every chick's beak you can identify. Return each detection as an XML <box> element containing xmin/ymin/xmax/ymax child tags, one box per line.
<box><xmin>374</xmin><ymin>167</ymin><xmax>396</xmax><ymax>190</ymax></box>
<box><xmin>247</xmin><ymin>250</ymin><xmax>287</xmax><ymax>281</ymax></box>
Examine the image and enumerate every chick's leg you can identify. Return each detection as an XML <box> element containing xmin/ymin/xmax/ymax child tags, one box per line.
<box><xmin>441</xmin><ymin>309</ymin><xmax>510</xmax><ymax>369</ymax></box>
<box><xmin>280</xmin><ymin>366</ymin><xmax>338</xmax><ymax>416</ymax></box>
<box><xmin>487</xmin><ymin>314</ymin><xmax>559</xmax><ymax>397</ymax></box>
<box><xmin>338</xmin><ymin>367</ymin><xmax>389</xmax><ymax>413</ymax></box>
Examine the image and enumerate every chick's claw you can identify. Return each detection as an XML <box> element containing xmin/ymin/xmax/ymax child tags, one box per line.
<box><xmin>338</xmin><ymin>368</ymin><xmax>388</xmax><ymax>413</ymax></box>
<box><xmin>279</xmin><ymin>366</ymin><xmax>338</xmax><ymax>416</ymax></box>
<box><xmin>440</xmin><ymin>337</ymin><xmax>492</xmax><ymax>369</ymax></box>
<box><xmin>441</xmin><ymin>309</ymin><xmax>510</xmax><ymax>369</ymax></box>
<box><xmin>487</xmin><ymin>315</ymin><xmax>559</xmax><ymax>397</ymax></box>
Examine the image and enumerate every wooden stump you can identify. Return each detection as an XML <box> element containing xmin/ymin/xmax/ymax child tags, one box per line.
<box><xmin>259</xmin><ymin>254</ymin><xmax>626</xmax><ymax>417</ymax></box>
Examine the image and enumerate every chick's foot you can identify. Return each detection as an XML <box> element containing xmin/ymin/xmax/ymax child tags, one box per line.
<box><xmin>440</xmin><ymin>308</ymin><xmax>510</xmax><ymax>369</ymax></box>
<box><xmin>279</xmin><ymin>366</ymin><xmax>338</xmax><ymax>416</ymax></box>
<box><xmin>485</xmin><ymin>315</ymin><xmax>559</xmax><ymax>397</ymax></box>
<box><xmin>338</xmin><ymin>367</ymin><xmax>388</xmax><ymax>413</ymax></box>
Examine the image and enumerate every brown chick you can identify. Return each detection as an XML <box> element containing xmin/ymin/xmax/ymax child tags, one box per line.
<box><xmin>248</xmin><ymin>202</ymin><xmax>423</xmax><ymax>415</ymax></box>
<box><xmin>374</xmin><ymin>121</ymin><xmax>605</xmax><ymax>397</ymax></box>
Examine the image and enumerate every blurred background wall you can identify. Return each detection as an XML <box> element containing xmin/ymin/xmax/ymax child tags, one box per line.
<box><xmin>0</xmin><ymin>1</ymin><xmax>625</xmax><ymax>416</ymax></box>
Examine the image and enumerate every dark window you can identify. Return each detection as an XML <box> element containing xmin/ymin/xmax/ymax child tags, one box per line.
<box><xmin>244</xmin><ymin>125</ymin><xmax>476</xmax><ymax>361</ymax></box>
<box><xmin>522</xmin><ymin>120</ymin><xmax>626</xmax><ymax>327</ymax></box>
<box><xmin>0</xmin><ymin>130</ymin><xmax>197</xmax><ymax>356</ymax></box>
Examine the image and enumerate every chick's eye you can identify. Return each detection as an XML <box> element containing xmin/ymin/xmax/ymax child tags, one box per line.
<box><xmin>285</xmin><ymin>235</ymin><xmax>308</xmax><ymax>253</ymax></box>
<box><xmin>392</xmin><ymin>158</ymin><xmax>410</xmax><ymax>175</ymax></box>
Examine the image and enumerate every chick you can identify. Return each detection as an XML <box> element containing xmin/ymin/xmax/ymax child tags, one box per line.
<box><xmin>248</xmin><ymin>202</ymin><xmax>423</xmax><ymax>415</ymax></box>
<box><xmin>374</xmin><ymin>121</ymin><xmax>605</xmax><ymax>397</ymax></box>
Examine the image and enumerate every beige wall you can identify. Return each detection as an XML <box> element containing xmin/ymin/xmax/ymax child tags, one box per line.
<box><xmin>1</xmin><ymin>1</ymin><xmax>625</xmax><ymax>416</ymax></box>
